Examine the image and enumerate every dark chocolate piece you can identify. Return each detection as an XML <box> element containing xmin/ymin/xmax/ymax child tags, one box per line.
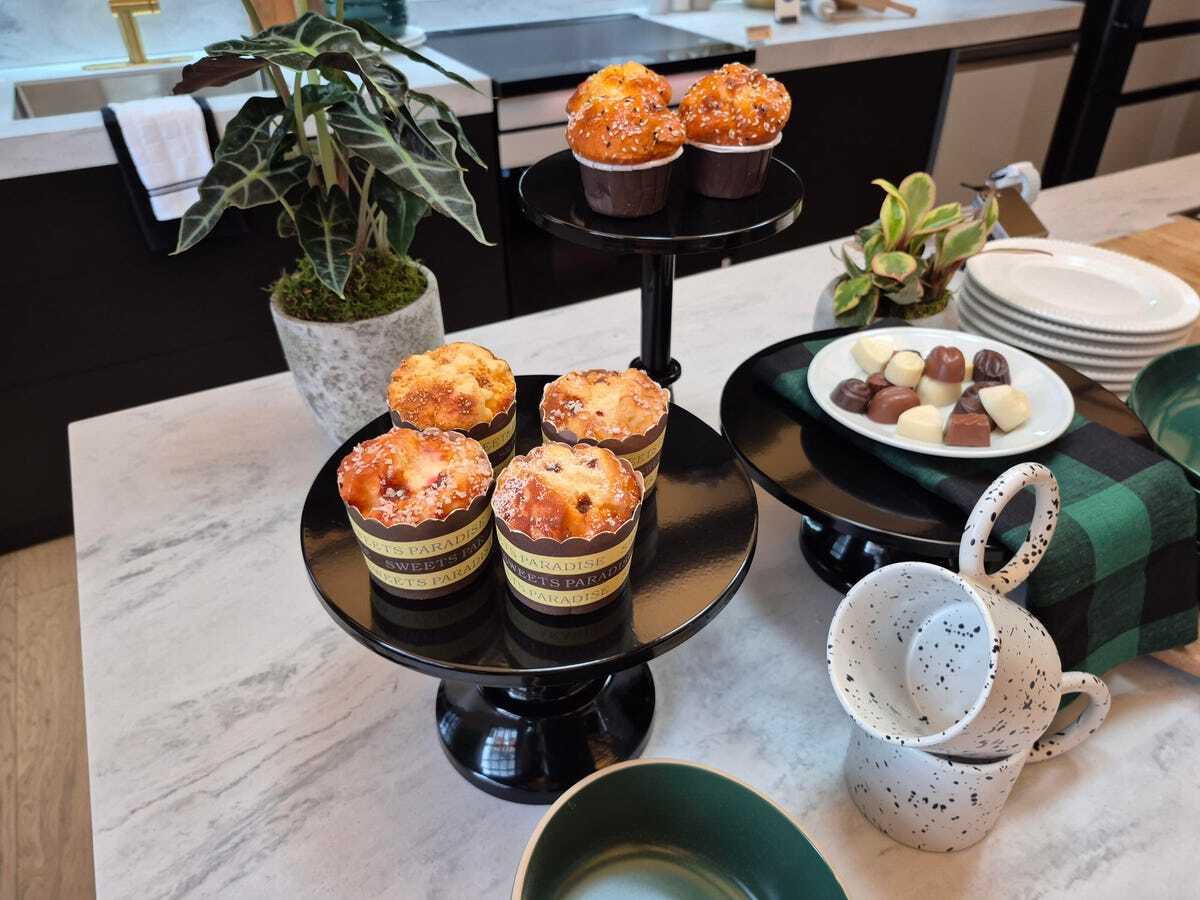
<box><xmin>867</xmin><ymin>386</ymin><xmax>920</xmax><ymax>424</ymax></box>
<box><xmin>831</xmin><ymin>378</ymin><xmax>871</xmax><ymax>413</ymax></box>
<box><xmin>866</xmin><ymin>373</ymin><xmax>890</xmax><ymax>397</ymax></box>
<box><xmin>945</xmin><ymin>413</ymin><xmax>992</xmax><ymax>447</ymax></box>
<box><xmin>954</xmin><ymin>381</ymin><xmax>1002</xmax><ymax>419</ymax></box>
<box><xmin>973</xmin><ymin>349</ymin><xmax>1011</xmax><ymax>385</ymax></box>
<box><xmin>924</xmin><ymin>345</ymin><xmax>966</xmax><ymax>383</ymax></box>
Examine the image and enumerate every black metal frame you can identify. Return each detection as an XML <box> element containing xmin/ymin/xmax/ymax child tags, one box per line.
<box><xmin>1044</xmin><ymin>0</ymin><xmax>1200</xmax><ymax>186</ymax></box>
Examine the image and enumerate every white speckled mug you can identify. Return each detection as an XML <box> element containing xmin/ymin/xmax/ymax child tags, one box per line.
<box><xmin>828</xmin><ymin>463</ymin><xmax>1111</xmax><ymax>760</ymax></box>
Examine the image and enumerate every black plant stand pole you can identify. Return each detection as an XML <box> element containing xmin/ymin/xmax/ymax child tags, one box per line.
<box><xmin>633</xmin><ymin>254</ymin><xmax>682</xmax><ymax>387</ymax></box>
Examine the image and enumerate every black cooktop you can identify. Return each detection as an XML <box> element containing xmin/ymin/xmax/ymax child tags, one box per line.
<box><xmin>427</xmin><ymin>14</ymin><xmax>753</xmax><ymax>97</ymax></box>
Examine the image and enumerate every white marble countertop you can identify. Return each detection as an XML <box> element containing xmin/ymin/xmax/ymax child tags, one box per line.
<box><xmin>70</xmin><ymin>153</ymin><xmax>1200</xmax><ymax>899</ymax></box>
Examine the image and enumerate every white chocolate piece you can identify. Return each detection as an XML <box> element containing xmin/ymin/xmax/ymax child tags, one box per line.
<box><xmin>917</xmin><ymin>375</ymin><xmax>963</xmax><ymax>407</ymax></box>
<box><xmin>979</xmin><ymin>385</ymin><xmax>1031</xmax><ymax>432</ymax></box>
<box><xmin>852</xmin><ymin>335</ymin><xmax>896</xmax><ymax>375</ymax></box>
<box><xmin>896</xmin><ymin>404</ymin><xmax>944</xmax><ymax>444</ymax></box>
<box><xmin>884</xmin><ymin>350</ymin><xmax>924</xmax><ymax>388</ymax></box>
<box><xmin>964</xmin><ymin>359</ymin><xmax>974</xmax><ymax>381</ymax></box>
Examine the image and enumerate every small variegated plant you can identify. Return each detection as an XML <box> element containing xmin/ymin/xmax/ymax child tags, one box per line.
<box><xmin>171</xmin><ymin>4</ymin><xmax>488</xmax><ymax>306</ymax></box>
<box><xmin>832</xmin><ymin>173</ymin><xmax>999</xmax><ymax>327</ymax></box>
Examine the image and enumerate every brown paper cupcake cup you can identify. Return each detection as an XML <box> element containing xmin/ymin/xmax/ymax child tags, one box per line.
<box><xmin>574</xmin><ymin>148</ymin><xmax>681</xmax><ymax>218</ymax></box>
<box><xmin>539</xmin><ymin>403</ymin><xmax>668</xmax><ymax>494</ymax></box>
<box><xmin>687</xmin><ymin>133</ymin><xmax>780</xmax><ymax>200</ymax></box>
<box><xmin>495</xmin><ymin>474</ymin><xmax>644</xmax><ymax>616</ymax></box>
<box><xmin>345</xmin><ymin>489</ymin><xmax>494</xmax><ymax>600</ymax></box>
<box><xmin>390</xmin><ymin>401</ymin><xmax>517</xmax><ymax>473</ymax></box>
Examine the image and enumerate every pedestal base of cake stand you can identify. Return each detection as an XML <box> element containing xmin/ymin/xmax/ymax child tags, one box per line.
<box><xmin>799</xmin><ymin>517</ymin><xmax>959</xmax><ymax>593</ymax></box>
<box><xmin>436</xmin><ymin>665</ymin><xmax>655</xmax><ymax>804</ymax></box>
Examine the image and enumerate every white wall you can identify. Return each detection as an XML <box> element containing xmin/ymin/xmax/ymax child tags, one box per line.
<box><xmin>0</xmin><ymin>0</ymin><xmax>637</xmax><ymax>70</ymax></box>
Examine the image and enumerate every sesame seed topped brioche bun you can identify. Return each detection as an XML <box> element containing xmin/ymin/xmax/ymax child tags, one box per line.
<box><xmin>566</xmin><ymin>92</ymin><xmax>685</xmax><ymax>166</ymax></box>
<box><xmin>679</xmin><ymin>63</ymin><xmax>792</xmax><ymax>147</ymax></box>
<box><xmin>566</xmin><ymin>61</ymin><xmax>671</xmax><ymax>115</ymax></box>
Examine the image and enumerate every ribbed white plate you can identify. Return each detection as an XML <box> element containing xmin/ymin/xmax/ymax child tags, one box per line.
<box><xmin>962</xmin><ymin>278</ymin><xmax>1194</xmax><ymax>346</ymax></box>
<box><xmin>965</xmin><ymin>239</ymin><xmax>1200</xmax><ymax>335</ymax></box>
<box><xmin>808</xmin><ymin>327</ymin><xmax>1074</xmax><ymax>459</ymax></box>
<box><xmin>957</xmin><ymin>303</ymin><xmax>1147</xmax><ymax>383</ymax></box>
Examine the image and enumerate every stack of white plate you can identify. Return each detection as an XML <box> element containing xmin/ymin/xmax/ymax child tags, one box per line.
<box><xmin>957</xmin><ymin>238</ymin><xmax>1200</xmax><ymax>396</ymax></box>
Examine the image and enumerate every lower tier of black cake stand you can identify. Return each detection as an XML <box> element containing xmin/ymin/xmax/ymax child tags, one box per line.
<box><xmin>437</xmin><ymin>665</ymin><xmax>655</xmax><ymax>804</ymax></box>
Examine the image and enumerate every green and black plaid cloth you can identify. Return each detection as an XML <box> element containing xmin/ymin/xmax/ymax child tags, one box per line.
<box><xmin>755</xmin><ymin>328</ymin><xmax>1198</xmax><ymax>675</ymax></box>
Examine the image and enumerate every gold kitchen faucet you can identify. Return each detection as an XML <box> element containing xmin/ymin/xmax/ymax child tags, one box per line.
<box><xmin>83</xmin><ymin>0</ymin><xmax>191</xmax><ymax>70</ymax></box>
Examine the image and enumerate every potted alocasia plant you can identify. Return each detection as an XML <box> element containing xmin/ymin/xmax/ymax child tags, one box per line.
<box><xmin>173</xmin><ymin>4</ymin><xmax>488</xmax><ymax>441</ymax></box>
<box><xmin>815</xmin><ymin>172</ymin><xmax>999</xmax><ymax>330</ymax></box>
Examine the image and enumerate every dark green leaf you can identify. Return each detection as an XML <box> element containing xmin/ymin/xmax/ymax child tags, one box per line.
<box><xmin>173</xmin><ymin>55</ymin><xmax>265</xmax><ymax>93</ymax></box>
<box><xmin>298</xmin><ymin>81</ymin><xmax>357</xmax><ymax>114</ymax></box>
<box><xmin>175</xmin><ymin>97</ymin><xmax>308</xmax><ymax>254</ymax></box>
<box><xmin>205</xmin><ymin>13</ymin><xmax>376</xmax><ymax>72</ymax></box>
<box><xmin>372</xmin><ymin>178</ymin><xmax>428</xmax><ymax>257</ymax></box>
<box><xmin>296</xmin><ymin>184</ymin><xmax>356</xmax><ymax>295</ymax></box>
<box><xmin>408</xmin><ymin>89</ymin><xmax>485</xmax><ymax>168</ymax></box>
<box><xmin>277</xmin><ymin>208</ymin><xmax>296</xmax><ymax>238</ymax></box>
<box><xmin>329</xmin><ymin>94</ymin><xmax>489</xmax><ymax>244</ymax></box>
<box><xmin>345</xmin><ymin>18</ymin><xmax>482</xmax><ymax>93</ymax></box>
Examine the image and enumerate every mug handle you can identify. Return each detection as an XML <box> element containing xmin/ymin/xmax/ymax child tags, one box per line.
<box><xmin>1026</xmin><ymin>672</ymin><xmax>1112</xmax><ymax>763</ymax></box>
<box><xmin>958</xmin><ymin>462</ymin><xmax>1060</xmax><ymax>594</ymax></box>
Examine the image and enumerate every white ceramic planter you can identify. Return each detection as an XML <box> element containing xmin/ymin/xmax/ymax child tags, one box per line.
<box><xmin>269</xmin><ymin>263</ymin><xmax>444</xmax><ymax>443</ymax></box>
<box><xmin>813</xmin><ymin>275</ymin><xmax>960</xmax><ymax>332</ymax></box>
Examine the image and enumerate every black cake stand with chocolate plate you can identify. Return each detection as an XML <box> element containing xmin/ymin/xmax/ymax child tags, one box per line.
<box><xmin>519</xmin><ymin>149</ymin><xmax>804</xmax><ymax>388</ymax></box>
<box><xmin>301</xmin><ymin>375</ymin><xmax>757</xmax><ymax>804</ymax></box>
<box><xmin>720</xmin><ymin>328</ymin><xmax>1155</xmax><ymax>592</ymax></box>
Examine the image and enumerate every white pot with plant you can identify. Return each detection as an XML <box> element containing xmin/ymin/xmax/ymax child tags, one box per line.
<box><xmin>814</xmin><ymin>172</ymin><xmax>998</xmax><ymax>331</ymax></box>
<box><xmin>173</xmin><ymin>4</ymin><xmax>490</xmax><ymax>441</ymax></box>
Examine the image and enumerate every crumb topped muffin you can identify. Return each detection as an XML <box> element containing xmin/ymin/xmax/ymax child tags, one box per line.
<box><xmin>388</xmin><ymin>342</ymin><xmax>515</xmax><ymax>433</ymax></box>
<box><xmin>541</xmin><ymin>369</ymin><xmax>669</xmax><ymax>442</ymax></box>
<box><xmin>678</xmin><ymin>63</ymin><xmax>792</xmax><ymax>147</ymax></box>
<box><xmin>493</xmin><ymin>443</ymin><xmax>642</xmax><ymax>542</ymax></box>
<box><xmin>566</xmin><ymin>61</ymin><xmax>671</xmax><ymax>115</ymax></box>
<box><xmin>338</xmin><ymin>427</ymin><xmax>491</xmax><ymax>528</ymax></box>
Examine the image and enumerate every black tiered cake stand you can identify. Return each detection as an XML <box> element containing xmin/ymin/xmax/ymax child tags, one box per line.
<box><xmin>301</xmin><ymin>376</ymin><xmax>758</xmax><ymax>804</ymax></box>
<box><xmin>519</xmin><ymin>149</ymin><xmax>804</xmax><ymax>387</ymax></box>
<box><xmin>720</xmin><ymin>329</ymin><xmax>1155</xmax><ymax>591</ymax></box>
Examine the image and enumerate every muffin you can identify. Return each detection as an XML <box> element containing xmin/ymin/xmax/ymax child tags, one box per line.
<box><xmin>338</xmin><ymin>427</ymin><xmax>494</xmax><ymax>599</ymax></box>
<box><xmin>492</xmin><ymin>442</ymin><xmax>644</xmax><ymax>615</ymax></box>
<box><xmin>678</xmin><ymin>63</ymin><xmax>792</xmax><ymax>199</ymax></box>
<box><xmin>566</xmin><ymin>63</ymin><xmax>685</xmax><ymax>218</ymax></box>
<box><xmin>387</xmin><ymin>341</ymin><xmax>517</xmax><ymax>471</ymax></box>
<box><xmin>539</xmin><ymin>368</ymin><xmax>670</xmax><ymax>492</ymax></box>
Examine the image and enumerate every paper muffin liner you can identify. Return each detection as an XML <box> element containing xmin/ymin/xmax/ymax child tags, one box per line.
<box><xmin>345</xmin><ymin>489</ymin><xmax>495</xmax><ymax>600</ymax></box>
<box><xmin>390</xmin><ymin>400</ymin><xmax>517</xmax><ymax>473</ymax></box>
<box><xmin>687</xmin><ymin>132</ymin><xmax>781</xmax><ymax>200</ymax></box>
<box><xmin>573</xmin><ymin>147</ymin><xmax>681</xmax><ymax>219</ymax></box>
<box><xmin>494</xmin><ymin>473</ymin><xmax>644</xmax><ymax>616</ymax></box>
<box><xmin>539</xmin><ymin>399</ymin><xmax>668</xmax><ymax>493</ymax></box>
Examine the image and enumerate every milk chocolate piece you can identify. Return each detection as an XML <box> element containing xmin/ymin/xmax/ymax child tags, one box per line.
<box><xmin>954</xmin><ymin>381</ymin><xmax>1002</xmax><ymax>419</ymax></box>
<box><xmin>924</xmin><ymin>345</ymin><xmax>966</xmax><ymax>383</ymax></box>
<box><xmin>831</xmin><ymin>378</ymin><xmax>871</xmax><ymax>413</ymax></box>
<box><xmin>973</xmin><ymin>349</ymin><xmax>1011</xmax><ymax>384</ymax></box>
<box><xmin>866</xmin><ymin>373</ymin><xmax>890</xmax><ymax>397</ymax></box>
<box><xmin>945</xmin><ymin>413</ymin><xmax>992</xmax><ymax>447</ymax></box>
<box><xmin>867</xmin><ymin>386</ymin><xmax>920</xmax><ymax>424</ymax></box>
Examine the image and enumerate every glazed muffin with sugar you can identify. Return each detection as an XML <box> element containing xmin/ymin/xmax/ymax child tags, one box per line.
<box><xmin>540</xmin><ymin>368</ymin><xmax>670</xmax><ymax>492</ymax></box>
<box><xmin>388</xmin><ymin>341</ymin><xmax>517</xmax><ymax>470</ymax></box>
<box><xmin>566</xmin><ymin>61</ymin><xmax>671</xmax><ymax>114</ymax></box>
<box><xmin>492</xmin><ymin>442</ymin><xmax>645</xmax><ymax>615</ymax></box>
<box><xmin>677</xmin><ymin>63</ymin><xmax>792</xmax><ymax>199</ymax></box>
<box><xmin>565</xmin><ymin>63</ymin><xmax>684</xmax><ymax>218</ymax></box>
<box><xmin>338</xmin><ymin>427</ymin><xmax>495</xmax><ymax>599</ymax></box>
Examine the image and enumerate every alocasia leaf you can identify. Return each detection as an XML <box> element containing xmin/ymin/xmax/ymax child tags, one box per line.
<box><xmin>329</xmin><ymin>94</ymin><xmax>489</xmax><ymax>244</ymax></box>
<box><xmin>408</xmin><ymin>89</ymin><xmax>485</xmax><ymax>168</ymax></box>
<box><xmin>175</xmin><ymin>97</ymin><xmax>308</xmax><ymax>254</ymax></box>
<box><xmin>871</xmin><ymin>250</ymin><xmax>918</xmax><ymax>284</ymax></box>
<box><xmin>833</xmin><ymin>274</ymin><xmax>874</xmax><ymax>316</ymax></box>
<box><xmin>205</xmin><ymin>13</ymin><xmax>377</xmax><ymax>72</ymax></box>
<box><xmin>345</xmin><ymin>18</ymin><xmax>481</xmax><ymax>93</ymax></box>
<box><xmin>173</xmin><ymin>55</ymin><xmax>265</xmax><ymax>94</ymax></box>
<box><xmin>295</xmin><ymin>184</ymin><xmax>355</xmax><ymax>295</ymax></box>
<box><xmin>371</xmin><ymin>178</ymin><xmax>428</xmax><ymax>257</ymax></box>
<box><xmin>277</xmin><ymin>208</ymin><xmax>296</xmax><ymax>238</ymax></box>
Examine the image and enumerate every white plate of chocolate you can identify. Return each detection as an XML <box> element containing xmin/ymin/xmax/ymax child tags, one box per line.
<box><xmin>807</xmin><ymin>327</ymin><xmax>1075</xmax><ymax>458</ymax></box>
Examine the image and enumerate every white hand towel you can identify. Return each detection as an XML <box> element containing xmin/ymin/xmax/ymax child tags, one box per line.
<box><xmin>109</xmin><ymin>96</ymin><xmax>213</xmax><ymax>222</ymax></box>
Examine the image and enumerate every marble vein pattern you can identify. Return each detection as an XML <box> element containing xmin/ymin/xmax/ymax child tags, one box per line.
<box><xmin>71</xmin><ymin>162</ymin><xmax>1200</xmax><ymax>898</ymax></box>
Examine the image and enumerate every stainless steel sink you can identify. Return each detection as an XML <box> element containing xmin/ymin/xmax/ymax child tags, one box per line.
<box><xmin>13</xmin><ymin>66</ymin><xmax>268</xmax><ymax>118</ymax></box>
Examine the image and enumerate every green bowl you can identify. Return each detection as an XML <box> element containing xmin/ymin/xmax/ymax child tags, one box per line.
<box><xmin>512</xmin><ymin>759</ymin><xmax>847</xmax><ymax>900</ymax></box>
<box><xmin>1128</xmin><ymin>344</ymin><xmax>1200</xmax><ymax>488</ymax></box>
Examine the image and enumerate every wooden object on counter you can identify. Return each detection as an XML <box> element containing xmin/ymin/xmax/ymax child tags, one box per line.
<box><xmin>836</xmin><ymin>0</ymin><xmax>918</xmax><ymax>17</ymax></box>
<box><xmin>1099</xmin><ymin>217</ymin><xmax>1200</xmax><ymax>677</ymax></box>
<box><xmin>251</xmin><ymin>0</ymin><xmax>320</xmax><ymax>28</ymax></box>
